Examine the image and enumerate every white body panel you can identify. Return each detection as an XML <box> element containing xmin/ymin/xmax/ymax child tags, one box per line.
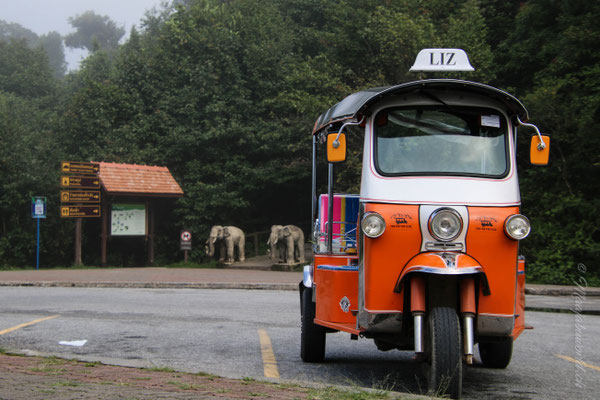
<box><xmin>360</xmin><ymin>93</ymin><xmax>520</xmax><ymax>206</ymax></box>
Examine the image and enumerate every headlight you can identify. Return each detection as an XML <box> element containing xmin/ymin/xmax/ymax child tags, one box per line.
<box><xmin>361</xmin><ymin>212</ymin><xmax>386</xmax><ymax>238</ymax></box>
<box><xmin>429</xmin><ymin>208</ymin><xmax>462</xmax><ymax>242</ymax></box>
<box><xmin>504</xmin><ymin>214</ymin><xmax>531</xmax><ymax>240</ymax></box>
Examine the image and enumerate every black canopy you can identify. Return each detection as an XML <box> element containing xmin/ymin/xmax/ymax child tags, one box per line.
<box><xmin>312</xmin><ymin>79</ymin><xmax>528</xmax><ymax>135</ymax></box>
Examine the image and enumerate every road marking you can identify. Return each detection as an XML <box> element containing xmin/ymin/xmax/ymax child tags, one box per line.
<box><xmin>258</xmin><ymin>329</ymin><xmax>280</xmax><ymax>378</ymax></box>
<box><xmin>555</xmin><ymin>354</ymin><xmax>600</xmax><ymax>372</ymax></box>
<box><xmin>0</xmin><ymin>315</ymin><xmax>60</xmax><ymax>336</ymax></box>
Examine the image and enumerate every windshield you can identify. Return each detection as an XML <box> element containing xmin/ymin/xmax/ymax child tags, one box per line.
<box><xmin>374</xmin><ymin>107</ymin><xmax>509</xmax><ymax>177</ymax></box>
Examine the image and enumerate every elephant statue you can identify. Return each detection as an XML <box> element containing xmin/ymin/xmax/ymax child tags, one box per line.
<box><xmin>267</xmin><ymin>225</ymin><xmax>287</xmax><ymax>263</ymax></box>
<box><xmin>206</xmin><ymin>225</ymin><xmax>245</xmax><ymax>264</ymax></box>
<box><xmin>269</xmin><ymin>225</ymin><xmax>305</xmax><ymax>265</ymax></box>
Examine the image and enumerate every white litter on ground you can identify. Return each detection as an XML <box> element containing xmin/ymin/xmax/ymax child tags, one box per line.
<box><xmin>58</xmin><ymin>340</ymin><xmax>87</xmax><ymax>347</ymax></box>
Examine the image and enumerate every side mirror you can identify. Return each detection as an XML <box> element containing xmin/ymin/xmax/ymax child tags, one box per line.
<box><xmin>327</xmin><ymin>133</ymin><xmax>346</xmax><ymax>163</ymax></box>
<box><xmin>530</xmin><ymin>135</ymin><xmax>550</xmax><ymax>165</ymax></box>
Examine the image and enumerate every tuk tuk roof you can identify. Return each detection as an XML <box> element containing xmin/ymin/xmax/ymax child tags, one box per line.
<box><xmin>312</xmin><ymin>79</ymin><xmax>528</xmax><ymax>135</ymax></box>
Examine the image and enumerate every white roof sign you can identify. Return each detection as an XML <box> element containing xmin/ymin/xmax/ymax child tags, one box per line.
<box><xmin>410</xmin><ymin>48</ymin><xmax>475</xmax><ymax>72</ymax></box>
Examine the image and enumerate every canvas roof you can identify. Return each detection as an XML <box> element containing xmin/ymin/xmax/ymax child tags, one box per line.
<box><xmin>98</xmin><ymin>162</ymin><xmax>183</xmax><ymax>197</ymax></box>
<box><xmin>312</xmin><ymin>79</ymin><xmax>529</xmax><ymax>135</ymax></box>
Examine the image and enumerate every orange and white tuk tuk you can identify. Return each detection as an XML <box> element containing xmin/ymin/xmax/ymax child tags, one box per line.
<box><xmin>299</xmin><ymin>49</ymin><xmax>550</xmax><ymax>398</ymax></box>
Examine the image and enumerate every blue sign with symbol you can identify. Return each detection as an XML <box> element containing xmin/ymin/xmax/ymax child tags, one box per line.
<box><xmin>32</xmin><ymin>197</ymin><xmax>46</xmax><ymax>219</ymax></box>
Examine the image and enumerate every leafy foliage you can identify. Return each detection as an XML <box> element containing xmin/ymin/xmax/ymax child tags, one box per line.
<box><xmin>64</xmin><ymin>11</ymin><xmax>126</xmax><ymax>52</ymax></box>
<box><xmin>0</xmin><ymin>0</ymin><xmax>597</xmax><ymax>284</ymax></box>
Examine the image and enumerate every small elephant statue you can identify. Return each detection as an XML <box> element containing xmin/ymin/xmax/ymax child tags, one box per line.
<box><xmin>205</xmin><ymin>225</ymin><xmax>245</xmax><ymax>264</ymax></box>
<box><xmin>269</xmin><ymin>225</ymin><xmax>305</xmax><ymax>265</ymax></box>
<box><xmin>267</xmin><ymin>225</ymin><xmax>287</xmax><ymax>263</ymax></box>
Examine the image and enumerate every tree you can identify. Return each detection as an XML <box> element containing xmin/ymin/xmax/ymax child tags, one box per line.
<box><xmin>0</xmin><ymin>20</ymin><xmax>66</xmax><ymax>78</ymax></box>
<box><xmin>498</xmin><ymin>0</ymin><xmax>600</xmax><ymax>285</ymax></box>
<box><xmin>64</xmin><ymin>11</ymin><xmax>125</xmax><ymax>52</ymax></box>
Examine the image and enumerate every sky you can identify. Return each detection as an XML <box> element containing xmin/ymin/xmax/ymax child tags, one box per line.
<box><xmin>1</xmin><ymin>0</ymin><xmax>163</xmax><ymax>70</ymax></box>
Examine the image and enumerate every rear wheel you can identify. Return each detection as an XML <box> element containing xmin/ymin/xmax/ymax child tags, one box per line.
<box><xmin>479</xmin><ymin>340</ymin><xmax>513</xmax><ymax>368</ymax></box>
<box><xmin>425</xmin><ymin>307</ymin><xmax>462</xmax><ymax>399</ymax></box>
<box><xmin>300</xmin><ymin>287</ymin><xmax>326</xmax><ymax>362</ymax></box>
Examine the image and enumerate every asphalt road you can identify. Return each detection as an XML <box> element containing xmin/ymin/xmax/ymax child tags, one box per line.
<box><xmin>0</xmin><ymin>287</ymin><xmax>598</xmax><ymax>399</ymax></box>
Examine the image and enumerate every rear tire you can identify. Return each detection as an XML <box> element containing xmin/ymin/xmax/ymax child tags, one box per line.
<box><xmin>425</xmin><ymin>307</ymin><xmax>462</xmax><ymax>399</ymax></box>
<box><xmin>479</xmin><ymin>340</ymin><xmax>513</xmax><ymax>369</ymax></box>
<box><xmin>300</xmin><ymin>287</ymin><xmax>326</xmax><ymax>362</ymax></box>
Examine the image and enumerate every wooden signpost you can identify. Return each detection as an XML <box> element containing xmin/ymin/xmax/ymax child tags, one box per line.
<box><xmin>60</xmin><ymin>161</ymin><xmax>101</xmax><ymax>266</ymax></box>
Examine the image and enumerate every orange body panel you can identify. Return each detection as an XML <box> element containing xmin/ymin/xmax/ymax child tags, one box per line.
<box><xmin>410</xmin><ymin>276</ymin><xmax>426</xmax><ymax>313</ymax></box>
<box><xmin>460</xmin><ymin>278</ymin><xmax>476</xmax><ymax>314</ymax></box>
<box><xmin>313</xmin><ymin>255</ymin><xmax>358</xmax><ymax>324</ymax></box>
<box><xmin>513</xmin><ymin>257</ymin><xmax>526</xmax><ymax>338</ymax></box>
<box><xmin>466</xmin><ymin>206</ymin><xmax>520</xmax><ymax>316</ymax></box>
<box><xmin>363</xmin><ymin>204</ymin><xmax>421</xmax><ymax>312</ymax></box>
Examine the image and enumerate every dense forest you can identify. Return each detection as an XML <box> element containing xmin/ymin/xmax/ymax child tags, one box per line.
<box><xmin>0</xmin><ymin>0</ymin><xmax>598</xmax><ymax>285</ymax></box>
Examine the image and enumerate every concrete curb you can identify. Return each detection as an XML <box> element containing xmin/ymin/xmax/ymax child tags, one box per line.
<box><xmin>0</xmin><ymin>281</ymin><xmax>299</xmax><ymax>291</ymax></box>
<box><xmin>525</xmin><ymin>286</ymin><xmax>600</xmax><ymax>297</ymax></box>
<box><xmin>2</xmin><ymin>280</ymin><xmax>600</xmax><ymax>296</ymax></box>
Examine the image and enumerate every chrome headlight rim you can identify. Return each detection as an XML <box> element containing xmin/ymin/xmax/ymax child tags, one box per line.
<box><xmin>361</xmin><ymin>212</ymin><xmax>386</xmax><ymax>239</ymax></box>
<box><xmin>428</xmin><ymin>208</ymin><xmax>463</xmax><ymax>242</ymax></box>
<box><xmin>504</xmin><ymin>214</ymin><xmax>531</xmax><ymax>240</ymax></box>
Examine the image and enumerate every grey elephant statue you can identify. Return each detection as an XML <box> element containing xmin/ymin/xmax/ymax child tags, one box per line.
<box><xmin>267</xmin><ymin>225</ymin><xmax>287</xmax><ymax>263</ymax></box>
<box><xmin>270</xmin><ymin>225</ymin><xmax>305</xmax><ymax>265</ymax></box>
<box><xmin>206</xmin><ymin>225</ymin><xmax>245</xmax><ymax>264</ymax></box>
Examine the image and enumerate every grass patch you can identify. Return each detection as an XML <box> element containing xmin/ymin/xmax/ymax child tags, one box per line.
<box><xmin>307</xmin><ymin>386</ymin><xmax>390</xmax><ymax>400</ymax></box>
<box><xmin>132</xmin><ymin>377</ymin><xmax>151</xmax><ymax>381</ymax></box>
<box><xmin>43</xmin><ymin>356</ymin><xmax>67</xmax><ymax>366</ymax></box>
<box><xmin>50</xmin><ymin>381</ymin><xmax>80</xmax><ymax>387</ymax></box>
<box><xmin>29</xmin><ymin>366</ymin><xmax>66</xmax><ymax>375</ymax></box>
<box><xmin>167</xmin><ymin>381</ymin><xmax>204</xmax><ymax>390</ymax></box>
<box><xmin>84</xmin><ymin>361</ymin><xmax>100</xmax><ymax>367</ymax></box>
<box><xmin>195</xmin><ymin>371</ymin><xmax>218</xmax><ymax>380</ymax></box>
<box><xmin>145</xmin><ymin>366</ymin><xmax>176</xmax><ymax>373</ymax></box>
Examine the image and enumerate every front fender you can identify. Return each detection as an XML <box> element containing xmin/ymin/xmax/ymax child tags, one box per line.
<box><xmin>395</xmin><ymin>252</ymin><xmax>490</xmax><ymax>295</ymax></box>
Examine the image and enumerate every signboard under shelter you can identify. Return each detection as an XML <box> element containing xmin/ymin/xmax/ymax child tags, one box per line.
<box><xmin>111</xmin><ymin>204</ymin><xmax>147</xmax><ymax>236</ymax></box>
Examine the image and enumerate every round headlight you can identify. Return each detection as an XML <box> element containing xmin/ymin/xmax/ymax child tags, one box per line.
<box><xmin>429</xmin><ymin>208</ymin><xmax>462</xmax><ymax>242</ymax></box>
<box><xmin>505</xmin><ymin>214</ymin><xmax>531</xmax><ymax>240</ymax></box>
<box><xmin>361</xmin><ymin>213</ymin><xmax>386</xmax><ymax>238</ymax></box>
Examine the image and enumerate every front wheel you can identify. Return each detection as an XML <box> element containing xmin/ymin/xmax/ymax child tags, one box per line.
<box><xmin>425</xmin><ymin>307</ymin><xmax>462</xmax><ymax>399</ymax></box>
<box><xmin>479</xmin><ymin>340</ymin><xmax>513</xmax><ymax>368</ymax></box>
<box><xmin>300</xmin><ymin>287</ymin><xmax>326</xmax><ymax>362</ymax></box>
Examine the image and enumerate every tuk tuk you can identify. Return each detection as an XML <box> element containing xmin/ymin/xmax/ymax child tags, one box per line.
<box><xmin>299</xmin><ymin>49</ymin><xmax>550</xmax><ymax>398</ymax></box>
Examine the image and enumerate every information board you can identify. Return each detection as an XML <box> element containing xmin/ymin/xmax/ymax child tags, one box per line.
<box><xmin>111</xmin><ymin>204</ymin><xmax>146</xmax><ymax>236</ymax></box>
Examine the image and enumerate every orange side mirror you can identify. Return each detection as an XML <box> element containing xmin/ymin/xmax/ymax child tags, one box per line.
<box><xmin>530</xmin><ymin>135</ymin><xmax>550</xmax><ymax>165</ymax></box>
<box><xmin>327</xmin><ymin>133</ymin><xmax>346</xmax><ymax>163</ymax></box>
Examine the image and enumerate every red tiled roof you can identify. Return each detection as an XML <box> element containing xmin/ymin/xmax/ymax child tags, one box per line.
<box><xmin>98</xmin><ymin>162</ymin><xmax>183</xmax><ymax>197</ymax></box>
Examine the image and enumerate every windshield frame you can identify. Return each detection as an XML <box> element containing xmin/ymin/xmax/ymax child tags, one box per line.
<box><xmin>372</xmin><ymin>106</ymin><xmax>511</xmax><ymax>179</ymax></box>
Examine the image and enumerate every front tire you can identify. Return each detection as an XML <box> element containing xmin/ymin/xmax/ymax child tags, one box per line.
<box><xmin>300</xmin><ymin>287</ymin><xmax>326</xmax><ymax>362</ymax></box>
<box><xmin>479</xmin><ymin>340</ymin><xmax>513</xmax><ymax>368</ymax></box>
<box><xmin>425</xmin><ymin>307</ymin><xmax>462</xmax><ymax>399</ymax></box>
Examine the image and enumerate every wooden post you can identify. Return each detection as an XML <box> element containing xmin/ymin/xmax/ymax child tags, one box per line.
<box><xmin>74</xmin><ymin>217</ymin><xmax>82</xmax><ymax>266</ymax></box>
<box><xmin>184</xmin><ymin>250</ymin><xmax>188</xmax><ymax>263</ymax></box>
<box><xmin>147</xmin><ymin>203</ymin><xmax>155</xmax><ymax>265</ymax></box>
<box><xmin>254</xmin><ymin>233</ymin><xmax>259</xmax><ymax>257</ymax></box>
<box><xmin>101</xmin><ymin>200</ymin><xmax>108</xmax><ymax>266</ymax></box>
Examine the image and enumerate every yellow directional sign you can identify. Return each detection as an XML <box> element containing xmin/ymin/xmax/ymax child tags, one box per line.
<box><xmin>60</xmin><ymin>191</ymin><xmax>101</xmax><ymax>203</ymax></box>
<box><xmin>61</xmin><ymin>176</ymin><xmax>100</xmax><ymax>189</ymax></box>
<box><xmin>61</xmin><ymin>161</ymin><xmax>99</xmax><ymax>175</ymax></box>
<box><xmin>60</xmin><ymin>205</ymin><xmax>101</xmax><ymax>218</ymax></box>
